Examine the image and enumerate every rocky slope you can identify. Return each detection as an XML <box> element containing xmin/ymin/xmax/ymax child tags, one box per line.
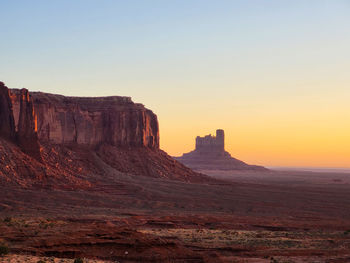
<box><xmin>0</xmin><ymin>81</ymin><xmax>208</xmax><ymax>187</ymax></box>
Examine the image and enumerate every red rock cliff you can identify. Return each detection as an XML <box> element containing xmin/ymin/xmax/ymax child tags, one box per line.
<box><xmin>1</xmin><ymin>82</ymin><xmax>207</xmax><ymax>184</ymax></box>
<box><xmin>10</xmin><ymin>89</ymin><xmax>42</xmax><ymax>162</ymax></box>
<box><xmin>0</xmin><ymin>84</ymin><xmax>42</xmax><ymax>161</ymax></box>
<box><xmin>0</xmin><ymin>82</ymin><xmax>16</xmax><ymax>140</ymax></box>
<box><xmin>10</xmin><ymin>90</ymin><xmax>159</xmax><ymax>148</ymax></box>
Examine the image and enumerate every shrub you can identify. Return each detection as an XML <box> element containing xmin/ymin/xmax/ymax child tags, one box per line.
<box><xmin>74</xmin><ymin>258</ymin><xmax>84</xmax><ymax>263</ymax></box>
<box><xmin>0</xmin><ymin>244</ymin><xmax>9</xmax><ymax>257</ymax></box>
<box><xmin>37</xmin><ymin>260</ymin><xmax>46</xmax><ymax>263</ymax></box>
<box><xmin>3</xmin><ymin>217</ymin><xmax>12</xmax><ymax>223</ymax></box>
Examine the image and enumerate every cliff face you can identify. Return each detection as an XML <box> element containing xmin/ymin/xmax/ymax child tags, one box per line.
<box><xmin>7</xmin><ymin>87</ymin><xmax>160</xmax><ymax>166</ymax></box>
<box><xmin>0</xmin><ymin>82</ymin><xmax>16</xmax><ymax>140</ymax></box>
<box><xmin>1</xmin><ymin>82</ymin><xmax>206</xmax><ymax>186</ymax></box>
<box><xmin>21</xmin><ymin>91</ymin><xmax>159</xmax><ymax>148</ymax></box>
<box><xmin>195</xmin><ymin>129</ymin><xmax>225</xmax><ymax>153</ymax></box>
<box><xmin>0</xmin><ymin>83</ymin><xmax>41</xmax><ymax>161</ymax></box>
<box><xmin>11</xmin><ymin>89</ymin><xmax>42</xmax><ymax>162</ymax></box>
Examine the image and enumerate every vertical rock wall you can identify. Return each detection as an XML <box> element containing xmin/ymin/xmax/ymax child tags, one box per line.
<box><xmin>2</xmin><ymin>82</ymin><xmax>160</xmax><ymax>164</ymax></box>
<box><xmin>0</xmin><ymin>82</ymin><xmax>16</xmax><ymax>140</ymax></box>
<box><xmin>9</xmin><ymin>90</ymin><xmax>160</xmax><ymax>149</ymax></box>
<box><xmin>195</xmin><ymin>129</ymin><xmax>225</xmax><ymax>152</ymax></box>
<box><xmin>0</xmin><ymin>83</ymin><xmax>42</xmax><ymax>161</ymax></box>
<box><xmin>15</xmin><ymin>89</ymin><xmax>42</xmax><ymax>162</ymax></box>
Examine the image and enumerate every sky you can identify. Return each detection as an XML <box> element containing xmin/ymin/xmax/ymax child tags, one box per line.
<box><xmin>1</xmin><ymin>0</ymin><xmax>350</xmax><ymax>168</ymax></box>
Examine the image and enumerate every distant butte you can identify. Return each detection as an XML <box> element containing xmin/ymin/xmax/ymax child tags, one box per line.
<box><xmin>175</xmin><ymin>129</ymin><xmax>268</xmax><ymax>171</ymax></box>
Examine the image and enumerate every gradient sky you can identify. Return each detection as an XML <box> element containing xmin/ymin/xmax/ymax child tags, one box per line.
<box><xmin>1</xmin><ymin>0</ymin><xmax>350</xmax><ymax>168</ymax></box>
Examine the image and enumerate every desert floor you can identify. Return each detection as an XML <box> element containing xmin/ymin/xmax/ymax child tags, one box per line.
<box><xmin>0</xmin><ymin>254</ymin><xmax>112</xmax><ymax>263</ymax></box>
<box><xmin>1</xmin><ymin>169</ymin><xmax>350</xmax><ymax>262</ymax></box>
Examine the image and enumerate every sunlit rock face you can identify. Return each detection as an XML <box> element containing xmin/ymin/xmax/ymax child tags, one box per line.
<box><xmin>13</xmin><ymin>91</ymin><xmax>159</xmax><ymax>148</ymax></box>
<box><xmin>6</xmin><ymin>87</ymin><xmax>159</xmax><ymax>163</ymax></box>
<box><xmin>175</xmin><ymin>129</ymin><xmax>268</xmax><ymax>171</ymax></box>
<box><xmin>0</xmin><ymin>81</ymin><xmax>206</xmax><ymax>185</ymax></box>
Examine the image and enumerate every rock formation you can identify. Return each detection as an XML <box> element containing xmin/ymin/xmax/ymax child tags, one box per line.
<box><xmin>175</xmin><ymin>129</ymin><xmax>268</xmax><ymax>171</ymax></box>
<box><xmin>195</xmin><ymin>129</ymin><xmax>225</xmax><ymax>153</ymax></box>
<box><xmin>10</xmin><ymin>89</ymin><xmax>42</xmax><ymax>162</ymax></box>
<box><xmin>24</xmin><ymin>91</ymin><xmax>159</xmax><ymax>148</ymax></box>
<box><xmin>0</xmin><ymin>82</ymin><xmax>16</xmax><ymax>140</ymax></box>
<box><xmin>0</xmin><ymin>81</ymin><xmax>209</xmax><ymax>186</ymax></box>
<box><xmin>0</xmin><ymin>83</ymin><xmax>42</xmax><ymax>161</ymax></box>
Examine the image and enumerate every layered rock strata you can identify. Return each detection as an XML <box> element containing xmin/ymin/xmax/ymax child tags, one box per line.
<box><xmin>25</xmin><ymin>91</ymin><xmax>159</xmax><ymax>148</ymax></box>
<box><xmin>0</xmin><ymin>81</ymin><xmax>207</xmax><ymax>186</ymax></box>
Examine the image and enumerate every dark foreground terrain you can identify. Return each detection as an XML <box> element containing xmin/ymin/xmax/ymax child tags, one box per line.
<box><xmin>1</xmin><ymin>169</ymin><xmax>350</xmax><ymax>263</ymax></box>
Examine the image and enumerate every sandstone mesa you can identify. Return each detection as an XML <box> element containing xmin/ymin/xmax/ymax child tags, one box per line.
<box><xmin>0</xmin><ymin>81</ymin><xmax>208</xmax><ymax>187</ymax></box>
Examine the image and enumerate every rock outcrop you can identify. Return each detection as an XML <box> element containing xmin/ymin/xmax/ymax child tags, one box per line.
<box><xmin>0</xmin><ymin>83</ymin><xmax>42</xmax><ymax>162</ymax></box>
<box><xmin>25</xmin><ymin>92</ymin><xmax>159</xmax><ymax>148</ymax></box>
<box><xmin>25</xmin><ymin>91</ymin><xmax>159</xmax><ymax>148</ymax></box>
<box><xmin>0</xmin><ymin>81</ymin><xmax>209</xmax><ymax>186</ymax></box>
<box><xmin>11</xmin><ymin>89</ymin><xmax>42</xmax><ymax>162</ymax></box>
<box><xmin>175</xmin><ymin>129</ymin><xmax>268</xmax><ymax>171</ymax></box>
<box><xmin>0</xmin><ymin>82</ymin><xmax>16</xmax><ymax>140</ymax></box>
<box><xmin>8</xmin><ymin>88</ymin><xmax>159</xmax><ymax>161</ymax></box>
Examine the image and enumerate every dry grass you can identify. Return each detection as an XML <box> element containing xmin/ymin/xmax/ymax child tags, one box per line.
<box><xmin>139</xmin><ymin>228</ymin><xmax>350</xmax><ymax>250</ymax></box>
<box><xmin>0</xmin><ymin>255</ymin><xmax>113</xmax><ymax>263</ymax></box>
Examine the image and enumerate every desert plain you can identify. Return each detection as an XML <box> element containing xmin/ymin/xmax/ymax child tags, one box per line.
<box><xmin>1</xmin><ymin>168</ymin><xmax>350</xmax><ymax>263</ymax></box>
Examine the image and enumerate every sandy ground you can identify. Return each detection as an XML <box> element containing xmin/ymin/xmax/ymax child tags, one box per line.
<box><xmin>1</xmin><ymin>170</ymin><xmax>350</xmax><ymax>262</ymax></box>
<box><xmin>0</xmin><ymin>254</ymin><xmax>113</xmax><ymax>263</ymax></box>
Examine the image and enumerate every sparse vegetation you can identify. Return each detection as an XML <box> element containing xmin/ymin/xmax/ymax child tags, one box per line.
<box><xmin>0</xmin><ymin>243</ymin><xmax>9</xmax><ymax>257</ymax></box>
<box><xmin>3</xmin><ymin>217</ymin><xmax>12</xmax><ymax>223</ymax></box>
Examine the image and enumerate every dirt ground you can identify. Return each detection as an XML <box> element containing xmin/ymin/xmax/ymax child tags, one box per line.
<box><xmin>1</xmin><ymin>169</ymin><xmax>350</xmax><ymax>262</ymax></box>
<box><xmin>0</xmin><ymin>255</ymin><xmax>112</xmax><ymax>263</ymax></box>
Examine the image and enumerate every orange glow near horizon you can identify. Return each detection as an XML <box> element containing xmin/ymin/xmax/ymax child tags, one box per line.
<box><xmin>157</xmin><ymin>88</ymin><xmax>350</xmax><ymax>169</ymax></box>
<box><xmin>160</xmin><ymin>124</ymin><xmax>350</xmax><ymax>168</ymax></box>
<box><xmin>2</xmin><ymin>1</ymin><xmax>350</xmax><ymax>168</ymax></box>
